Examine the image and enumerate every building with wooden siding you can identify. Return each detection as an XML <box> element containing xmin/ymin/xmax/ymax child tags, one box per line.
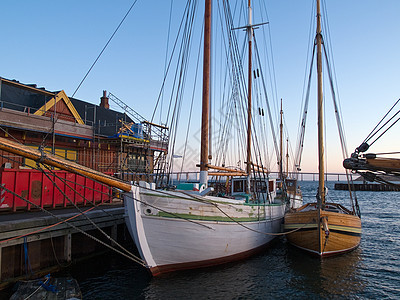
<box><xmin>0</xmin><ymin>77</ymin><xmax>168</xmax><ymax>182</ymax></box>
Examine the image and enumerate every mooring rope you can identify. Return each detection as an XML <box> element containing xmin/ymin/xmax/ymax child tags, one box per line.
<box><xmin>142</xmin><ymin>187</ymin><xmax>313</xmax><ymax>236</ymax></box>
<box><xmin>0</xmin><ymin>184</ymin><xmax>147</xmax><ymax>267</ymax></box>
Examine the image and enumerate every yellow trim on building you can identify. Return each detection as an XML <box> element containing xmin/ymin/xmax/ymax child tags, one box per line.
<box><xmin>34</xmin><ymin>90</ymin><xmax>84</xmax><ymax>124</ymax></box>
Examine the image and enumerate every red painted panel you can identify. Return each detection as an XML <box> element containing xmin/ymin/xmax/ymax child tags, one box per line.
<box><xmin>65</xmin><ymin>172</ymin><xmax>76</xmax><ymax>205</ymax></box>
<box><xmin>0</xmin><ymin>169</ymin><xmax>113</xmax><ymax>212</ymax></box>
<box><xmin>14</xmin><ymin>171</ymin><xmax>29</xmax><ymax>211</ymax></box>
<box><xmin>93</xmin><ymin>181</ymin><xmax>102</xmax><ymax>204</ymax></box>
<box><xmin>84</xmin><ymin>178</ymin><xmax>94</xmax><ymax>205</ymax></box>
<box><xmin>29</xmin><ymin>171</ymin><xmax>43</xmax><ymax>209</ymax></box>
<box><xmin>42</xmin><ymin>171</ymin><xmax>54</xmax><ymax>207</ymax></box>
<box><xmin>0</xmin><ymin>170</ymin><xmax>16</xmax><ymax>210</ymax></box>
<box><xmin>53</xmin><ymin>171</ymin><xmax>65</xmax><ymax>207</ymax></box>
<box><xmin>75</xmin><ymin>175</ymin><xmax>85</xmax><ymax>205</ymax></box>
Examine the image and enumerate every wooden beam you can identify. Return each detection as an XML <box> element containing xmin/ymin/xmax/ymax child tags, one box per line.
<box><xmin>204</xmin><ymin>164</ymin><xmax>244</xmax><ymax>173</ymax></box>
<box><xmin>208</xmin><ymin>172</ymin><xmax>247</xmax><ymax>176</ymax></box>
<box><xmin>0</xmin><ymin>136</ymin><xmax>132</xmax><ymax>192</ymax></box>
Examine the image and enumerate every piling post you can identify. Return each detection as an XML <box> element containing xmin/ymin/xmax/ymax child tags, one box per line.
<box><xmin>64</xmin><ymin>234</ymin><xmax>72</xmax><ymax>262</ymax></box>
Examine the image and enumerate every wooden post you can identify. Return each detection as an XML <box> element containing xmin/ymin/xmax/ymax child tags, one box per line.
<box><xmin>64</xmin><ymin>234</ymin><xmax>72</xmax><ymax>263</ymax></box>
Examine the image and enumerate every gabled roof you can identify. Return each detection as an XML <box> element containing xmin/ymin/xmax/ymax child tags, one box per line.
<box><xmin>34</xmin><ymin>90</ymin><xmax>84</xmax><ymax>124</ymax></box>
<box><xmin>0</xmin><ymin>77</ymin><xmax>133</xmax><ymax>137</ymax></box>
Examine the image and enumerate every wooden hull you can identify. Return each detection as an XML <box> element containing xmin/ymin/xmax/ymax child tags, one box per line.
<box><xmin>124</xmin><ymin>183</ymin><xmax>286</xmax><ymax>275</ymax></box>
<box><xmin>284</xmin><ymin>203</ymin><xmax>361</xmax><ymax>257</ymax></box>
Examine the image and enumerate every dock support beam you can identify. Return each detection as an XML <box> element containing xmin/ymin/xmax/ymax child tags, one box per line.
<box><xmin>64</xmin><ymin>234</ymin><xmax>72</xmax><ymax>262</ymax></box>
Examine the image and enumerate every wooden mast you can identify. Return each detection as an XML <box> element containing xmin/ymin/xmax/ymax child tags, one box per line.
<box><xmin>316</xmin><ymin>0</ymin><xmax>325</xmax><ymax>254</ymax></box>
<box><xmin>316</xmin><ymin>0</ymin><xmax>325</xmax><ymax>207</ymax></box>
<box><xmin>279</xmin><ymin>98</ymin><xmax>283</xmax><ymax>180</ymax></box>
<box><xmin>200</xmin><ymin>0</ymin><xmax>211</xmax><ymax>187</ymax></box>
<box><xmin>246</xmin><ymin>0</ymin><xmax>253</xmax><ymax>194</ymax></box>
<box><xmin>286</xmin><ymin>138</ymin><xmax>289</xmax><ymax>178</ymax></box>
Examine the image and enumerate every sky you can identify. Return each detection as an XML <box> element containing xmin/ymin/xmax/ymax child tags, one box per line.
<box><xmin>1</xmin><ymin>0</ymin><xmax>400</xmax><ymax>174</ymax></box>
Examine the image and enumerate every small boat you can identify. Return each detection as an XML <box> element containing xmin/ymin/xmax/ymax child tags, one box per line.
<box><xmin>283</xmin><ymin>0</ymin><xmax>361</xmax><ymax>257</ymax></box>
<box><xmin>276</xmin><ymin>99</ymin><xmax>303</xmax><ymax>209</ymax></box>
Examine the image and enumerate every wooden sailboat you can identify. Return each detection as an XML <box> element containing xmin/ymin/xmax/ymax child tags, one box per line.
<box><xmin>124</xmin><ymin>0</ymin><xmax>289</xmax><ymax>275</ymax></box>
<box><xmin>0</xmin><ymin>0</ymin><xmax>293</xmax><ymax>275</ymax></box>
<box><xmin>277</xmin><ymin>99</ymin><xmax>302</xmax><ymax>208</ymax></box>
<box><xmin>283</xmin><ymin>0</ymin><xmax>361</xmax><ymax>257</ymax></box>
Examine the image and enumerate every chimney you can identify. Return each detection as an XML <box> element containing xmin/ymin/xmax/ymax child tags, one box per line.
<box><xmin>100</xmin><ymin>90</ymin><xmax>109</xmax><ymax>109</ymax></box>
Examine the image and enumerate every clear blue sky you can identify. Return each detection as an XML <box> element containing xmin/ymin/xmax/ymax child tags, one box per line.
<box><xmin>1</xmin><ymin>0</ymin><xmax>400</xmax><ymax>173</ymax></box>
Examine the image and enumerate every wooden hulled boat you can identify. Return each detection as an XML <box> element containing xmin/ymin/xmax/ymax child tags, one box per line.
<box><xmin>0</xmin><ymin>0</ymin><xmax>296</xmax><ymax>275</ymax></box>
<box><xmin>284</xmin><ymin>0</ymin><xmax>361</xmax><ymax>256</ymax></box>
<box><xmin>284</xmin><ymin>203</ymin><xmax>361</xmax><ymax>256</ymax></box>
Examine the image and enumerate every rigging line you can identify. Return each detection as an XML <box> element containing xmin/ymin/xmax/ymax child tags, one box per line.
<box><xmin>71</xmin><ymin>0</ymin><xmax>139</xmax><ymax>98</ymax></box>
<box><xmin>215</xmin><ymin>0</ymin><xmax>232</xmax><ymax>164</ymax></box>
<box><xmin>38</xmin><ymin>1</ymin><xmax>140</xmax><ymax>153</ymax></box>
<box><xmin>164</xmin><ymin>2</ymin><xmax>191</xmax><ymax>126</ymax></box>
<box><xmin>0</xmin><ymin>126</ymin><xmax>24</xmax><ymax>145</ymax></box>
<box><xmin>293</xmin><ymin>44</ymin><xmax>316</xmax><ymax>173</ymax></box>
<box><xmin>39</xmin><ymin>164</ymin><xmax>138</xmax><ymax>259</ymax></box>
<box><xmin>254</xmin><ymin>36</ymin><xmax>279</xmax><ymax>161</ymax></box>
<box><xmin>369</xmin><ymin>115</ymin><xmax>400</xmax><ymax>148</ymax></box>
<box><xmin>259</xmin><ymin>0</ymin><xmax>278</xmax><ymax>109</ymax></box>
<box><xmin>373</xmin><ymin>151</ymin><xmax>400</xmax><ymax>155</ymax></box>
<box><xmin>39</xmin><ymin>164</ymin><xmax>116</xmax><ymax>217</ymax></box>
<box><xmin>294</xmin><ymin>0</ymin><xmax>316</xmax><ymax>167</ymax></box>
<box><xmin>210</xmin><ymin>198</ymin><xmax>314</xmax><ymax>236</ymax></box>
<box><xmin>0</xmin><ymin>206</ymin><xmax>95</xmax><ymax>245</ymax></box>
<box><xmin>156</xmin><ymin>1</ymin><xmax>196</xmax><ymax>180</ymax></box>
<box><xmin>252</xmin><ymin>36</ymin><xmax>273</xmax><ymax>164</ymax></box>
<box><xmin>166</xmin><ymin>1</ymin><xmax>197</xmax><ymax>177</ymax></box>
<box><xmin>153</xmin><ymin>0</ymin><xmax>194</xmax><ymax>123</ymax></box>
<box><xmin>215</xmin><ymin>1</ymin><xmax>238</xmax><ymax>166</ymax></box>
<box><xmin>180</xmin><ymin>21</ymin><xmax>203</xmax><ymax>173</ymax></box>
<box><xmin>363</xmin><ymin>98</ymin><xmax>400</xmax><ymax>145</ymax></box>
<box><xmin>0</xmin><ymin>182</ymin><xmax>146</xmax><ymax>266</ymax></box>
<box><xmin>322</xmin><ymin>42</ymin><xmax>349</xmax><ymax>159</ymax></box>
<box><xmin>221</xmin><ymin>2</ymin><xmax>247</xmax><ymax>166</ymax></box>
<box><xmin>160</xmin><ymin>0</ymin><xmax>175</xmax><ymax>125</ymax></box>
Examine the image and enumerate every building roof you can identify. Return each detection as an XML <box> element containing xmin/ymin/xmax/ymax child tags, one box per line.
<box><xmin>0</xmin><ymin>77</ymin><xmax>133</xmax><ymax>137</ymax></box>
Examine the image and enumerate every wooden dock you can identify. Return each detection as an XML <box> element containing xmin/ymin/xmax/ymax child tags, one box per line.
<box><xmin>334</xmin><ymin>183</ymin><xmax>400</xmax><ymax>191</ymax></box>
<box><xmin>0</xmin><ymin>202</ymin><xmax>128</xmax><ymax>290</ymax></box>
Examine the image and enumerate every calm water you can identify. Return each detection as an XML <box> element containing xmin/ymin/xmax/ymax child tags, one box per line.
<box><xmin>4</xmin><ymin>181</ymin><xmax>400</xmax><ymax>299</ymax></box>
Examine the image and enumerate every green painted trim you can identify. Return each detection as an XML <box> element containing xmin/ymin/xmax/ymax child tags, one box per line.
<box><xmin>283</xmin><ymin>224</ymin><xmax>317</xmax><ymax>229</ymax></box>
<box><xmin>140</xmin><ymin>192</ymin><xmax>284</xmax><ymax>207</ymax></box>
<box><xmin>157</xmin><ymin>211</ymin><xmax>265</xmax><ymax>222</ymax></box>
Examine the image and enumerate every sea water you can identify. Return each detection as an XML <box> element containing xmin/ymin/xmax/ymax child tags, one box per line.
<box><xmin>3</xmin><ymin>181</ymin><xmax>400</xmax><ymax>299</ymax></box>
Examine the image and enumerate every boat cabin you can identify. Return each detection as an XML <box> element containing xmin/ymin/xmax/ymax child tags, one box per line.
<box><xmin>231</xmin><ymin>177</ymin><xmax>276</xmax><ymax>203</ymax></box>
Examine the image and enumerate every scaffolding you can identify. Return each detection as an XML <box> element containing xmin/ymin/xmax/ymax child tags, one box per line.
<box><xmin>107</xmin><ymin>93</ymin><xmax>169</xmax><ymax>184</ymax></box>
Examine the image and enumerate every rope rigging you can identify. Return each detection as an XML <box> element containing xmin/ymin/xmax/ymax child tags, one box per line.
<box><xmin>0</xmin><ymin>151</ymin><xmax>146</xmax><ymax>266</ymax></box>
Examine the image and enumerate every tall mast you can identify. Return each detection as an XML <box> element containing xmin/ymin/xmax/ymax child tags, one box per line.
<box><xmin>316</xmin><ymin>0</ymin><xmax>325</xmax><ymax>206</ymax></box>
<box><xmin>279</xmin><ymin>98</ymin><xmax>283</xmax><ymax>179</ymax></box>
<box><xmin>200</xmin><ymin>0</ymin><xmax>211</xmax><ymax>186</ymax></box>
<box><xmin>246</xmin><ymin>0</ymin><xmax>253</xmax><ymax>194</ymax></box>
<box><xmin>286</xmin><ymin>138</ymin><xmax>289</xmax><ymax>178</ymax></box>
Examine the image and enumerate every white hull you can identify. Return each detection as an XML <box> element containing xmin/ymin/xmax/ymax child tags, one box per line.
<box><xmin>124</xmin><ymin>184</ymin><xmax>286</xmax><ymax>275</ymax></box>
